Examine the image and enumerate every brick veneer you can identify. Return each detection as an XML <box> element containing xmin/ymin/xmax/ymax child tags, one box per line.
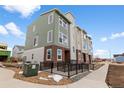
<box><xmin>44</xmin><ymin>45</ymin><xmax>69</xmax><ymax>63</ymax></box>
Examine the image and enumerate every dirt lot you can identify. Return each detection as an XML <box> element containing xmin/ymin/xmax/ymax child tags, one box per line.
<box><xmin>2</xmin><ymin>62</ymin><xmax>72</xmax><ymax>85</ymax></box>
<box><xmin>106</xmin><ymin>63</ymin><xmax>124</xmax><ymax>88</ymax></box>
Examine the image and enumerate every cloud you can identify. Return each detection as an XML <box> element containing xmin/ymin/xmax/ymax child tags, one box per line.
<box><xmin>110</xmin><ymin>32</ymin><xmax>124</xmax><ymax>40</ymax></box>
<box><xmin>100</xmin><ymin>32</ymin><xmax>124</xmax><ymax>42</ymax></box>
<box><xmin>94</xmin><ymin>49</ymin><xmax>110</xmax><ymax>58</ymax></box>
<box><xmin>5</xmin><ymin>22</ymin><xmax>25</xmax><ymax>38</ymax></box>
<box><xmin>0</xmin><ymin>25</ymin><xmax>8</xmax><ymax>35</ymax></box>
<box><xmin>3</xmin><ymin>5</ymin><xmax>41</xmax><ymax>17</ymax></box>
<box><xmin>100</xmin><ymin>37</ymin><xmax>107</xmax><ymax>42</ymax></box>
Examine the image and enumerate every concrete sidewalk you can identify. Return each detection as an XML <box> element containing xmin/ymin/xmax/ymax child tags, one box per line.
<box><xmin>0</xmin><ymin>63</ymin><xmax>109</xmax><ymax>88</ymax></box>
<box><xmin>67</xmin><ymin>63</ymin><xmax>109</xmax><ymax>88</ymax></box>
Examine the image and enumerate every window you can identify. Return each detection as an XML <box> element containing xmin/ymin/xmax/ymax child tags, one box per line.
<box><xmin>47</xmin><ymin>30</ymin><xmax>53</xmax><ymax>43</ymax></box>
<box><xmin>57</xmin><ymin>49</ymin><xmax>62</xmax><ymax>60</ymax></box>
<box><xmin>84</xmin><ymin>34</ymin><xmax>86</xmax><ymax>39</ymax></box>
<box><xmin>59</xmin><ymin>18</ymin><xmax>63</xmax><ymax>26</ymax></box>
<box><xmin>33</xmin><ymin>25</ymin><xmax>36</xmax><ymax>32</ymax></box>
<box><xmin>83</xmin><ymin>41</ymin><xmax>87</xmax><ymax>50</ymax></box>
<box><xmin>59</xmin><ymin>32</ymin><xmax>63</xmax><ymax>43</ymax></box>
<box><xmin>32</xmin><ymin>54</ymin><xmax>34</xmax><ymax>59</ymax></box>
<box><xmin>59</xmin><ymin>32</ymin><xmax>68</xmax><ymax>46</ymax></box>
<box><xmin>48</xmin><ymin>14</ymin><xmax>53</xmax><ymax>24</ymax></box>
<box><xmin>73</xmin><ymin>46</ymin><xmax>75</xmax><ymax>53</ymax></box>
<box><xmin>59</xmin><ymin>17</ymin><xmax>68</xmax><ymax>30</ymax></box>
<box><xmin>46</xmin><ymin>49</ymin><xmax>52</xmax><ymax>60</ymax></box>
<box><xmin>63</xmin><ymin>34</ymin><xmax>68</xmax><ymax>45</ymax></box>
<box><xmin>63</xmin><ymin>20</ymin><xmax>66</xmax><ymax>28</ymax></box>
<box><xmin>33</xmin><ymin>36</ymin><xmax>38</xmax><ymax>47</ymax></box>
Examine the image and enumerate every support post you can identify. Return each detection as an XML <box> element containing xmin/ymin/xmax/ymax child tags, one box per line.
<box><xmin>68</xmin><ymin>62</ymin><xmax>70</xmax><ymax>78</ymax></box>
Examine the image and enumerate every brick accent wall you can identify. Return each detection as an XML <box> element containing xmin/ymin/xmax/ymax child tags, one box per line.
<box><xmin>44</xmin><ymin>45</ymin><xmax>69</xmax><ymax>63</ymax></box>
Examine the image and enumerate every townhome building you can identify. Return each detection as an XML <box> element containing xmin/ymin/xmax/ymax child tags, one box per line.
<box><xmin>23</xmin><ymin>9</ymin><xmax>93</xmax><ymax>66</ymax></box>
<box><xmin>12</xmin><ymin>45</ymin><xmax>25</xmax><ymax>60</ymax></box>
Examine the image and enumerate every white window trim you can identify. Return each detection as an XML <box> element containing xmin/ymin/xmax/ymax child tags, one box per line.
<box><xmin>46</xmin><ymin>49</ymin><xmax>52</xmax><ymax>61</ymax></box>
<box><xmin>58</xmin><ymin>32</ymin><xmax>63</xmax><ymax>44</ymax></box>
<box><xmin>57</xmin><ymin>49</ymin><xmax>62</xmax><ymax>61</ymax></box>
<box><xmin>47</xmin><ymin>30</ymin><xmax>53</xmax><ymax>43</ymax></box>
<box><xmin>58</xmin><ymin>32</ymin><xmax>68</xmax><ymax>46</ymax></box>
<box><xmin>48</xmin><ymin>13</ymin><xmax>54</xmax><ymax>24</ymax></box>
<box><xmin>59</xmin><ymin>17</ymin><xmax>68</xmax><ymax>30</ymax></box>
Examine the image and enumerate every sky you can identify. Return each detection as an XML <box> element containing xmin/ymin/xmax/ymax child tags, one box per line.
<box><xmin>0</xmin><ymin>5</ymin><xmax>124</xmax><ymax>58</ymax></box>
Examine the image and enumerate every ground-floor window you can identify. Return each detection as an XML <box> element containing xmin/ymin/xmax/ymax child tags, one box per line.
<box><xmin>57</xmin><ymin>49</ymin><xmax>62</xmax><ymax>60</ymax></box>
<box><xmin>46</xmin><ymin>49</ymin><xmax>52</xmax><ymax>60</ymax></box>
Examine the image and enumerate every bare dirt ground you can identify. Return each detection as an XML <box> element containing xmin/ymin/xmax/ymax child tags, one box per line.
<box><xmin>106</xmin><ymin>63</ymin><xmax>124</xmax><ymax>88</ymax></box>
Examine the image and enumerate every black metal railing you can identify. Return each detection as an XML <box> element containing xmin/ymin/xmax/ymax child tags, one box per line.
<box><xmin>40</xmin><ymin>60</ymin><xmax>90</xmax><ymax>78</ymax></box>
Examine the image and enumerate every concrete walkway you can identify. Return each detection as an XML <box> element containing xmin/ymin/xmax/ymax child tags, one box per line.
<box><xmin>67</xmin><ymin>63</ymin><xmax>109</xmax><ymax>88</ymax></box>
<box><xmin>0</xmin><ymin>63</ymin><xmax>109</xmax><ymax>88</ymax></box>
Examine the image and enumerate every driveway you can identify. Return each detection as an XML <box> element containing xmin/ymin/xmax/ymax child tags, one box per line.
<box><xmin>0</xmin><ymin>63</ymin><xmax>109</xmax><ymax>88</ymax></box>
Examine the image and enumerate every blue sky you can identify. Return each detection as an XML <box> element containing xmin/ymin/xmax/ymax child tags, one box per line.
<box><xmin>0</xmin><ymin>5</ymin><xmax>124</xmax><ymax>58</ymax></box>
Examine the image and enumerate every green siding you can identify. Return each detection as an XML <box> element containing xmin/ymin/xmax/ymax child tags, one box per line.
<box><xmin>54</xmin><ymin>13</ymin><xmax>69</xmax><ymax>48</ymax></box>
<box><xmin>25</xmin><ymin>11</ymin><xmax>70</xmax><ymax>50</ymax></box>
<box><xmin>0</xmin><ymin>50</ymin><xmax>11</xmax><ymax>57</ymax></box>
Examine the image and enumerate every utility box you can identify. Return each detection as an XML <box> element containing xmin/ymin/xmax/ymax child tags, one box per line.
<box><xmin>23</xmin><ymin>63</ymin><xmax>39</xmax><ymax>77</ymax></box>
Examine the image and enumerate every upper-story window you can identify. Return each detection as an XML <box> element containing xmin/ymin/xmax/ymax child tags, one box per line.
<box><xmin>33</xmin><ymin>25</ymin><xmax>36</xmax><ymax>32</ymax></box>
<box><xmin>84</xmin><ymin>34</ymin><xmax>87</xmax><ymax>39</ymax></box>
<box><xmin>63</xmin><ymin>34</ymin><xmax>68</xmax><ymax>45</ymax></box>
<box><xmin>48</xmin><ymin>14</ymin><xmax>54</xmax><ymax>24</ymax></box>
<box><xmin>83</xmin><ymin>40</ymin><xmax>87</xmax><ymax>50</ymax></box>
<box><xmin>47</xmin><ymin>30</ymin><xmax>53</xmax><ymax>43</ymax></box>
<box><xmin>46</xmin><ymin>49</ymin><xmax>52</xmax><ymax>60</ymax></box>
<box><xmin>59</xmin><ymin>18</ymin><xmax>63</xmax><ymax>26</ymax></box>
<box><xmin>59</xmin><ymin>32</ymin><xmax>63</xmax><ymax>43</ymax></box>
<box><xmin>57</xmin><ymin>49</ymin><xmax>62</xmax><ymax>60</ymax></box>
<box><xmin>59</xmin><ymin>32</ymin><xmax>68</xmax><ymax>46</ymax></box>
<box><xmin>59</xmin><ymin>17</ymin><xmax>68</xmax><ymax>30</ymax></box>
<box><xmin>33</xmin><ymin>35</ymin><xmax>38</xmax><ymax>47</ymax></box>
<box><xmin>73</xmin><ymin>46</ymin><xmax>75</xmax><ymax>53</ymax></box>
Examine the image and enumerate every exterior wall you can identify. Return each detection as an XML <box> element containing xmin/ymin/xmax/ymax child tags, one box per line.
<box><xmin>23</xmin><ymin>47</ymin><xmax>44</xmax><ymax>64</ymax></box>
<box><xmin>24</xmin><ymin>9</ymin><xmax>93</xmax><ymax>64</ymax></box>
<box><xmin>25</xmin><ymin>11</ymin><xmax>70</xmax><ymax>51</ymax></box>
<box><xmin>54</xmin><ymin>13</ymin><xmax>70</xmax><ymax>49</ymax></box>
<box><xmin>75</xmin><ymin>28</ymin><xmax>82</xmax><ymax>51</ymax></box>
<box><xmin>44</xmin><ymin>45</ymin><xmax>68</xmax><ymax>63</ymax></box>
<box><xmin>65</xmin><ymin>13</ymin><xmax>77</xmax><ymax>61</ymax></box>
<box><xmin>25</xmin><ymin>11</ymin><xmax>55</xmax><ymax>50</ymax></box>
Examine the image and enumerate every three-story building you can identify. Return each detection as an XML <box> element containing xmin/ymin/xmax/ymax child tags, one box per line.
<box><xmin>23</xmin><ymin>9</ymin><xmax>93</xmax><ymax>65</ymax></box>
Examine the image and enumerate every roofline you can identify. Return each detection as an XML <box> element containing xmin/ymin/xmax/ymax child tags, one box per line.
<box><xmin>13</xmin><ymin>45</ymin><xmax>25</xmax><ymax>49</ymax></box>
<box><xmin>65</xmin><ymin>12</ymin><xmax>75</xmax><ymax>19</ymax></box>
<box><xmin>87</xmin><ymin>36</ymin><xmax>92</xmax><ymax>40</ymax></box>
<box><xmin>40</xmin><ymin>8</ymin><xmax>71</xmax><ymax>24</ymax></box>
<box><xmin>76</xmin><ymin>26</ymin><xmax>87</xmax><ymax>34</ymax></box>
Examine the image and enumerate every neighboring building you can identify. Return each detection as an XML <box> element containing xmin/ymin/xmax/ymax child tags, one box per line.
<box><xmin>23</xmin><ymin>9</ymin><xmax>93</xmax><ymax>65</ymax></box>
<box><xmin>12</xmin><ymin>45</ymin><xmax>24</xmax><ymax>60</ymax></box>
<box><xmin>0</xmin><ymin>42</ymin><xmax>11</xmax><ymax>62</ymax></box>
<box><xmin>114</xmin><ymin>53</ymin><xmax>124</xmax><ymax>63</ymax></box>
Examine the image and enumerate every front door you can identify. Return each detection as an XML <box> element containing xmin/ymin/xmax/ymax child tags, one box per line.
<box><xmin>65</xmin><ymin>50</ymin><xmax>70</xmax><ymax>62</ymax></box>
